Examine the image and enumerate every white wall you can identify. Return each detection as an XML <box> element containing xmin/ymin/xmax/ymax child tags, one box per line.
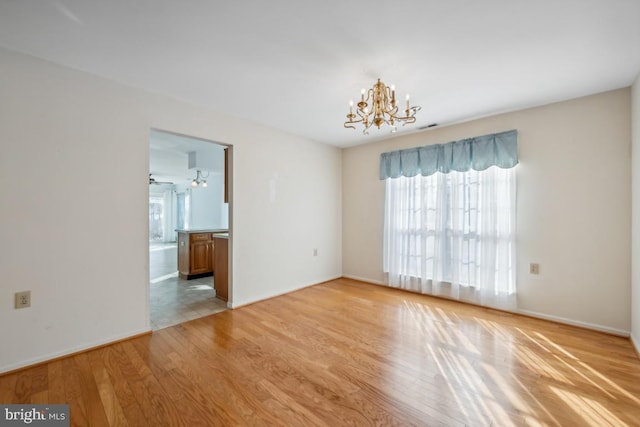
<box><xmin>0</xmin><ymin>47</ymin><xmax>342</xmax><ymax>373</ymax></box>
<box><xmin>231</xmin><ymin>128</ymin><xmax>343</xmax><ymax>306</ymax></box>
<box><xmin>189</xmin><ymin>174</ymin><xmax>227</xmax><ymax>230</ymax></box>
<box><xmin>343</xmin><ymin>89</ymin><xmax>632</xmax><ymax>334</ymax></box>
<box><xmin>632</xmin><ymin>73</ymin><xmax>640</xmax><ymax>352</ymax></box>
<box><xmin>188</xmin><ymin>146</ymin><xmax>228</xmax><ymax>230</ymax></box>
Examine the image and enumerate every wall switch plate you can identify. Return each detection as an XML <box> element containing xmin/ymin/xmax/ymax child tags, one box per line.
<box><xmin>529</xmin><ymin>263</ymin><xmax>540</xmax><ymax>275</ymax></box>
<box><xmin>313</xmin><ymin>248</ymin><xmax>318</xmax><ymax>256</ymax></box>
<box><xmin>15</xmin><ymin>291</ymin><xmax>31</xmax><ymax>309</ymax></box>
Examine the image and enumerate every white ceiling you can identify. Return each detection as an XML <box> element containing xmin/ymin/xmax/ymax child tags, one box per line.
<box><xmin>149</xmin><ymin>130</ymin><xmax>225</xmax><ymax>186</ymax></box>
<box><xmin>1</xmin><ymin>0</ymin><xmax>639</xmax><ymax>147</ymax></box>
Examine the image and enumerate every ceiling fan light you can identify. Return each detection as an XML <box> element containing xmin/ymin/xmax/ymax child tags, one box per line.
<box><xmin>191</xmin><ymin>179</ymin><xmax>198</xmax><ymax>187</ymax></box>
<box><xmin>201</xmin><ymin>180</ymin><xmax>208</xmax><ymax>188</ymax></box>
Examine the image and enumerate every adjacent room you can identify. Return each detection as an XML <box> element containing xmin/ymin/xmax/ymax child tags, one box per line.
<box><xmin>1</xmin><ymin>1</ymin><xmax>639</xmax><ymax>425</ymax></box>
<box><xmin>148</xmin><ymin>130</ymin><xmax>229</xmax><ymax>330</ymax></box>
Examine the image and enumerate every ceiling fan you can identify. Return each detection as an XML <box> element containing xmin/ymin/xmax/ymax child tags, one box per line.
<box><xmin>149</xmin><ymin>174</ymin><xmax>174</xmax><ymax>185</ymax></box>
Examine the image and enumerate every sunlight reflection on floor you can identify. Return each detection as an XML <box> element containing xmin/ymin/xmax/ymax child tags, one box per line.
<box><xmin>394</xmin><ymin>297</ymin><xmax>640</xmax><ymax>426</ymax></box>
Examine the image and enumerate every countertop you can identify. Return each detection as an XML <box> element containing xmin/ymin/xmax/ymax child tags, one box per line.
<box><xmin>212</xmin><ymin>233</ymin><xmax>229</xmax><ymax>239</ymax></box>
<box><xmin>175</xmin><ymin>228</ymin><xmax>228</xmax><ymax>234</ymax></box>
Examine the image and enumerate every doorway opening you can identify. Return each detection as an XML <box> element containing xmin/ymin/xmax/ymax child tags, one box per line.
<box><xmin>148</xmin><ymin>129</ymin><xmax>231</xmax><ymax>330</ymax></box>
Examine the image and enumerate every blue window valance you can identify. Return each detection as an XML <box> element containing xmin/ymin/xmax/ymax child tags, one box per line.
<box><xmin>379</xmin><ymin>129</ymin><xmax>518</xmax><ymax>180</ymax></box>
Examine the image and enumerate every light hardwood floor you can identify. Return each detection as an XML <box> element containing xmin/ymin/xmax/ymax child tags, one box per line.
<box><xmin>1</xmin><ymin>278</ymin><xmax>639</xmax><ymax>426</ymax></box>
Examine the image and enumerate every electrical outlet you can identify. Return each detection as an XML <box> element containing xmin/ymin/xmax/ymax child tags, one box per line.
<box><xmin>15</xmin><ymin>291</ymin><xmax>31</xmax><ymax>309</ymax></box>
<box><xmin>529</xmin><ymin>263</ymin><xmax>540</xmax><ymax>275</ymax></box>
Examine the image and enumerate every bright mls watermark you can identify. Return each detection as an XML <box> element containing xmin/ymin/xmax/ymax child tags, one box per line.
<box><xmin>1</xmin><ymin>405</ymin><xmax>68</xmax><ymax>426</ymax></box>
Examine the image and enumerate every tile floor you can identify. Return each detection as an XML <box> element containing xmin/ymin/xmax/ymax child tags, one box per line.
<box><xmin>149</xmin><ymin>242</ymin><xmax>227</xmax><ymax>330</ymax></box>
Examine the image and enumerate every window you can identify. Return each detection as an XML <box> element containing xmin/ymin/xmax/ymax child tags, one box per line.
<box><xmin>149</xmin><ymin>196</ymin><xmax>165</xmax><ymax>241</ymax></box>
<box><xmin>381</xmin><ymin>130</ymin><xmax>517</xmax><ymax>309</ymax></box>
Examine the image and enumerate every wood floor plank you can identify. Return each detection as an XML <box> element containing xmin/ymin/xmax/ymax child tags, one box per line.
<box><xmin>29</xmin><ymin>390</ymin><xmax>48</xmax><ymax>404</ymax></box>
<box><xmin>0</xmin><ymin>373</ymin><xmax>18</xmax><ymax>402</ymax></box>
<box><xmin>120</xmin><ymin>403</ymin><xmax>149</xmax><ymax>427</ymax></box>
<box><xmin>47</xmin><ymin>360</ymin><xmax>66</xmax><ymax>404</ymax></box>
<box><xmin>120</xmin><ymin>341</ymin><xmax>185</xmax><ymax>427</ymax></box>
<box><xmin>2</xmin><ymin>278</ymin><xmax>640</xmax><ymax>426</ymax></box>
<box><xmin>62</xmin><ymin>358</ymin><xmax>89</xmax><ymax>427</ymax></box>
<box><xmin>12</xmin><ymin>370</ymin><xmax>32</xmax><ymax>403</ymax></box>
<box><xmin>161</xmin><ymin>325</ymin><xmax>272</xmax><ymax>425</ymax></box>
<box><xmin>98</xmin><ymin>346</ymin><xmax>138</xmax><ymax>410</ymax></box>
<box><xmin>88</xmin><ymin>355</ymin><xmax>129</xmax><ymax>427</ymax></box>
<box><xmin>73</xmin><ymin>353</ymin><xmax>111</xmax><ymax>427</ymax></box>
<box><xmin>29</xmin><ymin>364</ymin><xmax>48</xmax><ymax>396</ymax></box>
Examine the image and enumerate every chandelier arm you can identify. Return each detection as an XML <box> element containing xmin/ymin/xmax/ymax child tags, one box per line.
<box><xmin>356</xmin><ymin>108</ymin><xmax>371</xmax><ymax>121</ymax></box>
<box><xmin>402</xmin><ymin>117</ymin><xmax>417</xmax><ymax>126</ymax></box>
<box><xmin>344</xmin><ymin>117</ymin><xmax>364</xmax><ymax>129</ymax></box>
<box><xmin>404</xmin><ymin>106</ymin><xmax>421</xmax><ymax>118</ymax></box>
<box><xmin>344</xmin><ymin>111</ymin><xmax>366</xmax><ymax>129</ymax></box>
<box><xmin>362</xmin><ymin>118</ymin><xmax>376</xmax><ymax>134</ymax></box>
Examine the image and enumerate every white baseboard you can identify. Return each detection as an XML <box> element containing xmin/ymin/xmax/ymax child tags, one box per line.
<box><xmin>0</xmin><ymin>327</ymin><xmax>151</xmax><ymax>375</ymax></box>
<box><xmin>228</xmin><ymin>276</ymin><xmax>342</xmax><ymax>309</ymax></box>
<box><xmin>341</xmin><ymin>274</ymin><xmax>384</xmax><ymax>285</ymax></box>
<box><xmin>517</xmin><ymin>309</ymin><xmax>630</xmax><ymax>337</ymax></box>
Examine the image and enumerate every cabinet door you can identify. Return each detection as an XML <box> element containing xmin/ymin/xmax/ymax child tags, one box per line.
<box><xmin>190</xmin><ymin>241</ymin><xmax>211</xmax><ymax>274</ymax></box>
<box><xmin>213</xmin><ymin>237</ymin><xmax>228</xmax><ymax>301</ymax></box>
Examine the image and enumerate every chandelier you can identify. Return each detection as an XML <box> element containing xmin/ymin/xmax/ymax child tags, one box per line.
<box><xmin>344</xmin><ymin>78</ymin><xmax>421</xmax><ymax>134</ymax></box>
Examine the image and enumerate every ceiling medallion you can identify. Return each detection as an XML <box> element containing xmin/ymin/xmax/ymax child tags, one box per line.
<box><xmin>344</xmin><ymin>78</ymin><xmax>421</xmax><ymax>135</ymax></box>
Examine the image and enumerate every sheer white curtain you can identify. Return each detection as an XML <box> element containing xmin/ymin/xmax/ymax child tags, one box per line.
<box><xmin>383</xmin><ymin>166</ymin><xmax>516</xmax><ymax>310</ymax></box>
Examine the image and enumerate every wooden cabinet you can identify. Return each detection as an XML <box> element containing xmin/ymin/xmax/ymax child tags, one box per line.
<box><xmin>190</xmin><ymin>239</ymin><xmax>212</xmax><ymax>275</ymax></box>
<box><xmin>178</xmin><ymin>232</ymin><xmax>214</xmax><ymax>280</ymax></box>
<box><xmin>213</xmin><ymin>236</ymin><xmax>228</xmax><ymax>301</ymax></box>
